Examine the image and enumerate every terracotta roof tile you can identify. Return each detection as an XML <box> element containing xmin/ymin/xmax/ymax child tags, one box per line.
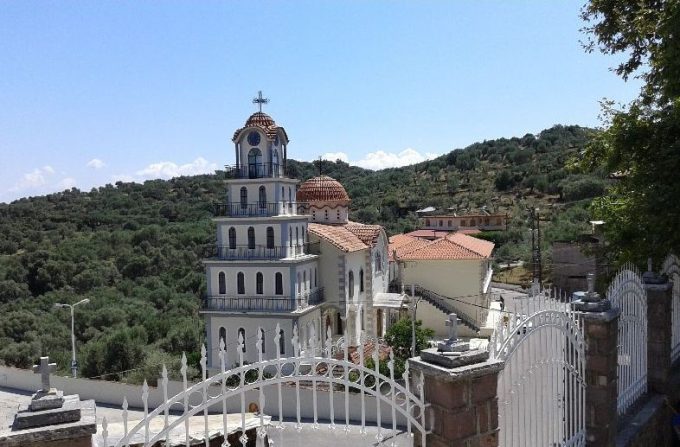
<box><xmin>345</xmin><ymin>221</ymin><xmax>383</xmax><ymax>247</ymax></box>
<box><xmin>296</xmin><ymin>175</ymin><xmax>351</xmax><ymax>204</ymax></box>
<box><xmin>308</xmin><ymin>223</ymin><xmax>367</xmax><ymax>252</ymax></box>
<box><xmin>405</xmin><ymin>229</ymin><xmax>451</xmax><ymax>239</ymax></box>
<box><xmin>446</xmin><ymin>232</ymin><xmax>494</xmax><ymax>257</ymax></box>
<box><xmin>232</xmin><ymin>112</ymin><xmax>288</xmax><ymax>142</ymax></box>
<box><xmin>388</xmin><ymin>235</ymin><xmax>431</xmax><ymax>261</ymax></box>
<box><xmin>390</xmin><ymin>231</ymin><xmax>494</xmax><ymax>261</ymax></box>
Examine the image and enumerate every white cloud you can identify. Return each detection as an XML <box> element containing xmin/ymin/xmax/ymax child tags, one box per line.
<box><xmin>8</xmin><ymin>166</ymin><xmax>56</xmax><ymax>192</ymax></box>
<box><xmin>321</xmin><ymin>152</ymin><xmax>349</xmax><ymax>163</ymax></box>
<box><xmin>56</xmin><ymin>177</ymin><xmax>77</xmax><ymax>190</ymax></box>
<box><xmin>320</xmin><ymin>148</ymin><xmax>440</xmax><ymax>170</ymax></box>
<box><xmin>135</xmin><ymin>157</ymin><xmax>218</xmax><ymax>180</ymax></box>
<box><xmin>86</xmin><ymin>158</ymin><xmax>106</xmax><ymax>169</ymax></box>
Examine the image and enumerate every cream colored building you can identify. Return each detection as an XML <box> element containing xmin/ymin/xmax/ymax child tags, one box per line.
<box><xmin>389</xmin><ymin>232</ymin><xmax>494</xmax><ymax>338</ymax></box>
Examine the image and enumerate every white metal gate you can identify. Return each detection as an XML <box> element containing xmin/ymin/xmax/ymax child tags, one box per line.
<box><xmin>662</xmin><ymin>254</ymin><xmax>680</xmax><ymax>364</ymax></box>
<box><xmin>607</xmin><ymin>264</ymin><xmax>647</xmax><ymax>415</ymax></box>
<box><xmin>490</xmin><ymin>289</ymin><xmax>586</xmax><ymax>447</ymax></box>
<box><xmin>100</xmin><ymin>324</ymin><xmax>428</xmax><ymax>447</ymax></box>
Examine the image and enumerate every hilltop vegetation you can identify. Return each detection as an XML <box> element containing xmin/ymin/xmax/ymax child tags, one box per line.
<box><xmin>0</xmin><ymin>124</ymin><xmax>603</xmax><ymax>378</ymax></box>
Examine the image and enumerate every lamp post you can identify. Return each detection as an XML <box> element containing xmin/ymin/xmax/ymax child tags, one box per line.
<box><xmin>54</xmin><ymin>298</ymin><xmax>90</xmax><ymax>378</ymax></box>
<box><xmin>403</xmin><ymin>285</ymin><xmax>423</xmax><ymax>358</ymax></box>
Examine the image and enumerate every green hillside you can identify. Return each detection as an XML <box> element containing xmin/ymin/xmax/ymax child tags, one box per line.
<box><xmin>0</xmin><ymin>124</ymin><xmax>602</xmax><ymax>378</ymax></box>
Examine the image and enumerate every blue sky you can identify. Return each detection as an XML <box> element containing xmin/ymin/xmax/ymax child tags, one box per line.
<box><xmin>0</xmin><ymin>1</ymin><xmax>641</xmax><ymax>203</ymax></box>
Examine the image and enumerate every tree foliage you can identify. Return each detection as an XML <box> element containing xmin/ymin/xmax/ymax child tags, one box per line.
<box><xmin>577</xmin><ymin>0</ymin><xmax>680</xmax><ymax>265</ymax></box>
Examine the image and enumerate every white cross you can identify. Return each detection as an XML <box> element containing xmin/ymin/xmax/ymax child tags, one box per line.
<box><xmin>33</xmin><ymin>356</ymin><xmax>57</xmax><ymax>392</ymax></box>
<box><xmin>445</xmin><ymin>313</ymin><xmax>458</xmax><ymax>342</ymax></box>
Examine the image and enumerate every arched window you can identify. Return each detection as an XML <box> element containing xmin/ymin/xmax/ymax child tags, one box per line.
<box><xmin>281</xmin><ymin>186</ymin><xmax>285</xmax><ymax>202</ymax></box>
<box><xmin>219</xmin><ymin>327</ymin><xmax>226</xmax><ymax>350</ymax></box>
<box><xmin>375</xmin><ymin>252</ymin><xmax>382</xmax><ymax>272</ymax></box>
<box><xmin>361</xmin><ymin>307</ymin><xmax>365</xmax><ymax>330</ymax></box>
<box><xmin>240</xmin><ymin>187</ymin><xmax>248</xmax><ymax>209</ymax></box>
<box><xmin>266</xmin><ymin>227</ymin><xmax>275</xmax><ymax>249</ymax></box>
<box><xmin>275</xmin><ymin>272</ymin><xmax>283</xmax><ymax>295</ymax></box>
<box><xmin>228</xmin><ymin>227</ymin><xmax>236</xmax><ymax>249</ymax></box>
<box><xmin>447</xmin><ymin>220</ymin><xmax>452</xmax><ymax>227</ymax></box>
<box><xmin>218</xmin><ymin>272</ymin><xmax>226</xmax><ymax>295</ymax></box>
<box><xmin>248</xmin><ymin>148</ymin><xmax>262</xmax><ymax>178</ymax></box>
<box><xmin>256</xmin><ymin>272</ymin><xmax>264</xmax><ymax>295</ymax></box>
<box><xmin>336</xmin><ymin>313</ymin><xmax>343</xmax><ymax>335</ymax></box>
<box><xmin>295</xmin><ymin>227</ymin><xmax>299</xmax><ymax>245</ymax></box>
<box><xmin>260</xmin><ymin>328</ymin><xmax>266</xmax><ymax>353</ymax></box>
<box><xmin>237</xmin><ymin>272</ymin><xmax>245</xmax><ymax>294</ymax></box>
<box><xmin>348</xmin><ymin>271</ymin><xmax>354</xmax><ymax>298</ymax></box>
<box><xmin>303</xmin><ymin>271</ymin><xmax>307</xmax><ymax>290</ymax></box>
<box><xmin>314</xmin><ymin>268</ymin><xmax>317</xmax><ymax>287</ymax></box>
<box><xmin>259</xmin><ymin>185</ymin><xmax>267</xmax><ymax>209</ymax></box>
<box><xmin>248</xmin><ymin>227</ymin><xmax>255</xmax><ymax>249</ymax></box>
<box><xmin>312</xmin><ymin>210</ymin><xmax>316</xmax><ymax>220</ymax></box>
<box><xmin>288</xmin><ymin>187</ymin><xmax>292</xmax><ymax>203</ymax></box>
<box><xmin>238</xmin><ymin>328</ymin><xmax>246</xmax><ymax>352</ymax></box>
<box><xmin>289</xmin><ymin>227</ymin><xmax>293</xmax><ymax>247</ymax></box>
<box><xmin>279</xmin><ymin>329</ymin><xmax>285</xmax><ymax>355</ymax></box>
<box><xmin>324</xmin><ymin>209</ymin><xmax>328</xmax><ymax>220</ymax></box>
<box><xmin>359</xmin><ymin>268</ymin><xmax>364</xmax><ymax>293</ymax></box>
<box><xmin>297</xmin><ymin>272</ymin><xmax>301</xmax><ymax>294</ymax></box>
<box><xmin>439</xmin><ymin>220</ymin><xmax>443</xmax><ymax>227</ymax></box>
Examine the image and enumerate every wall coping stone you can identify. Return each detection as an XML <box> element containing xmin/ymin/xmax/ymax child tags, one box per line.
<box><xmin>409</xmin><ymin>354</ymin><xmax>504</xmax><ymax>383</ymax></box>
<box><xmin>643</xmin><ymin>281</ymin><xmax>672</xmax><ymax>292</ymax></box>
<box><xmin>578</xmin><ymin>306</ymin><xmax>621</xmax><ymax>322</ymax></box>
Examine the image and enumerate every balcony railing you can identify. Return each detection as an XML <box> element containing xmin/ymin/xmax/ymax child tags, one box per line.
<box><xmin>225</xmin><ymin>163</ymin><xmax>289</xmax><ymax>179</ymax></box>
<box><xmin>202</xmin><ymin>288</ymin><xmax>324</xmax><ymax>312</ymax></box>
<box><xmin>204</xmin><ymin>242</ymin><xmax>319</xmax><ymax>260</ymax></box>
<box><xmin>203</xmin><ymin>296</ymin><xmax>296</xmax><ymax>312</ymax></box>
<box><xmin>213</xmin><ymin>201</ymin><xmax>300</xmax><ymax>218</ymax></box>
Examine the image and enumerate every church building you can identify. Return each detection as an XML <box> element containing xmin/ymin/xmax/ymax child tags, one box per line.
<box><xmin>201</xmin><ymin>102</ymin><xmax>400</xmax><ymax>369</ymax></box>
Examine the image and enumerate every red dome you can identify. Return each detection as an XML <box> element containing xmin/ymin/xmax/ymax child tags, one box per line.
<box><xmin>297</xmin><ymin>176</ymin><xmax>350</xmax><ymax>204</ymax></box>
<box><xmin>244</xmin><ymin>112</ymin><xmax>276</xmax><ymax>128</ymax></box>
<box><xmin>232</xmin><ymin>112</ymin><xmax>288</xmax><ymax>142</ymax></box>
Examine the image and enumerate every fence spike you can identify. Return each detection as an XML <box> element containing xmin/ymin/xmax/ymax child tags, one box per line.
<box><xmin>292</xmin><ymin>324</ymin><xmax>300</xmax><ymax>358</ymax></box>
<box><xmin>102</xmin><ymin>416</ymin><xmax>109</xmax><ymax>447</ymax></box>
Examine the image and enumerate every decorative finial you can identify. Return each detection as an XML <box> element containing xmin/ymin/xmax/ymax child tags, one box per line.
<box><xmin>253</xmin><ymin>90</ymin><xmax>269</xmax><ymax>113</ymax></box>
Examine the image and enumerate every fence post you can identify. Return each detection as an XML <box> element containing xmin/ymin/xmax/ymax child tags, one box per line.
<box><xmin>409</xmin><ymin>341</ymin><xmax>504</xmax><ymax>447</ymax></box>
<box><xmin>643</xmin><ymin>265</ymin><xmax>673</xmax><ymax>395</ymax></box>
<box><xmin>572</xmin><ymin>274</ymin><xmax>620</xmax><ymax>447</ymax></box>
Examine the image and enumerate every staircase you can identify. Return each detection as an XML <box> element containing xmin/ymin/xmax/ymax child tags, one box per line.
<box><xmin>404</xmin><ymin>285</ymin><xmax>483</xmax><ymax>333</ymax></box>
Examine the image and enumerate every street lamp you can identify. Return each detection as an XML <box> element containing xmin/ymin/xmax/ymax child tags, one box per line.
<box><xmin>402</xmin><ymin>286</ymin><xmax>423</xmax><ymax>358</ymax></box>
<box><xmin>54</xmin><ymin>298</ymin><xmax>90</xmax><ymax>378</ymax></box>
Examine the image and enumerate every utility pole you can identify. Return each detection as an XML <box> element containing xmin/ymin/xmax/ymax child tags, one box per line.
<box><xmin>529</xmin><ymin>207</ymin><xmax>542</xmax><ymax>285</ymax></box>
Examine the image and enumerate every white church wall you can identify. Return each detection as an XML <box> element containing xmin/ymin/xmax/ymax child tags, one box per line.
<box><xmin>314</xmin><ymin>239</ymin><xmax>342</xmax><ymax>306</ymax></box>
<box><xmin>0</xmin><ymin>364</ymin><xmax>407</xmax><ymax>426</ymax></box>
<box><xmin>205</xmin><ymin>264</ymin><xmax>292</xmax><ymax>297</ymax></box>
<box><xmin>371</xmin><ymin>234</ymin><xmax>389</xmax><ymax>295</ymax></box>
<box><xmin>215</xmin><ymin>220</ymin><xmax>308</xmax><ymax>248</ymax></box>
<box><xmin>207</xmin><ymin>313</ymin><xmax>298</xmax><ymax>367</ymax></box>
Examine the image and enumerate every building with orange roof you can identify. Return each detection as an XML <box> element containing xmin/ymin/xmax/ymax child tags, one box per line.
<box><xmin>388</xmin><ymin>231</ymin><xmax>495</xmax><ymax>338</ymax></box>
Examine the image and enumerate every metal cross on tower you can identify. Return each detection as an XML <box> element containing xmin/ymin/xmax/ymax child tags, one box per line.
<box><xmin>252</xmin><ymin>90</ymin><xmax>269</xmax><ymax>112</ymax></box>
<box><xmin>33</xmin><ymin>356</ymin><xmax>57</xmax><ymax>393</ymax></box>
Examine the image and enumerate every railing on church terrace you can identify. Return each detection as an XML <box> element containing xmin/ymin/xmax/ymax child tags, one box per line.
<box><xmin>307</xmin><ymin>287</ymin><xmax>324</xmax><ymax>305</ymax></box>
<box><xmin>202</xmin><ymin>289</ymin><xmax>325</xmax><ymax>312</ymax></box>
<box><xmin>202</xmin><ymin>296</ymin><xmax>296</xmax><ymax>312</ymax></box>
<box><xmin>213</xmin><ymin>201</ymin><xmax>301</xmax><ymax>217</ymax></box>
<box><xmin>224</xmin><ymin>163</ymin><xmax>290</xmax><ymax>179</ymax></box>
<box><xmin>204</xmin><ymin>242</ymin><xmax>320</xmax><ymax>260</ymax></box>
